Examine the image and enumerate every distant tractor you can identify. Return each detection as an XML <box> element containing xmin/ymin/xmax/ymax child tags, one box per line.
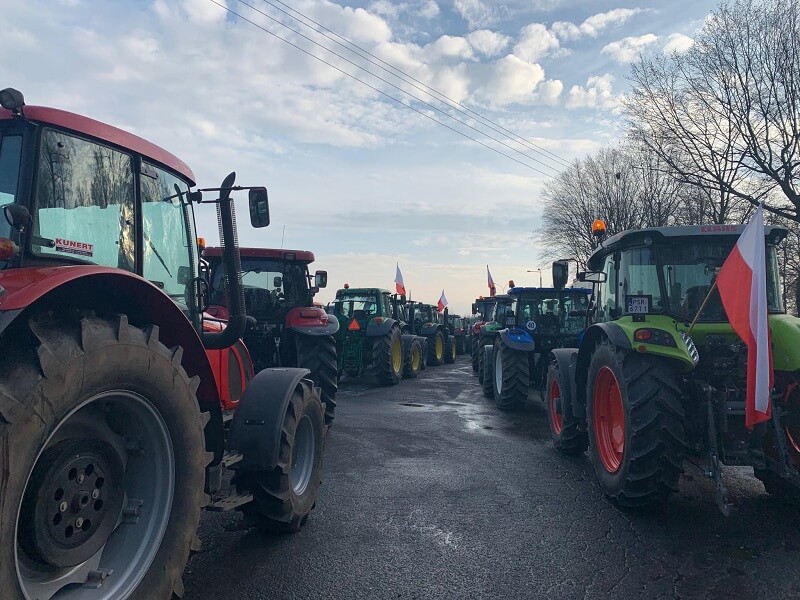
<box><xmin>406</xmin><ymin>301</ymin><xmax>457</xmax><ymax>366</ymax></box>
<box><xmin>0</xmin><ymin>89</ymin><xmax>327</xmax><ymax>599</ymax></box>
<box><xmin>546</xmin><ymin>224</ymin><xmax>800</xmax><ymax>513</ymax></box>
<box><xmin>475</xmin><ymin>295</ymin><xmax>514</xmax><ymax>396</ymax></box>
<box><xmin>470</xmin><ymin>296</ymin><xmax>501</xmax><ymax>372</ymax></box>
<box><xmin>330</xmin><ymin>287</ymin><xmax>423</xmax><ymax>384</ymax></box>
<box><xmin>482</xmin><ymin>285</ymin><xmax>592</xmax><ymax>411</ymax></box>
<box><xmin>204</xmin><ymin>247</ymin><xmax>338</xmax><ymax>426</ymax></box>
<box><xmin>446</xmin><ymin>313</ymin><xmax>469</xmax><ymax>354</ymax></box>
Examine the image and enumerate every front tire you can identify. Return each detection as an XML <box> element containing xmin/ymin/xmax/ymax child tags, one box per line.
<box><xmin>373</xmin><ymin>326</ymin><xmax>404</xmax><ymax>385</ymax></box>
<box><xmin>238</xmin><ymin>380</ymin><xmax>325</xmax><ymax>532</ymax></box>
<box><xmin>471</xmin><ymin>335</ymin><xmax>480</xmax><ymax>372</ymax></box>
<box><xmin>427</xmin><ymin>330</ymin><xmax>445</xmax><ymax>366</ymax></box>
<box><xmin>586</xmin><ymin>339</ymin><xmax>685</xmax><ymax>508</ymax></box>
<box><xmin>296</xmin><ymin>335</ymin><xmax>338</xmax><ymax>428</ymax></box>
<box><xmin>492</xmin><ymin>339</ymin><xmax>529</xmax><ymax>411</ymax></box>
<box><xmin>402</xmin><ymin>337</ymin><xmax>423</xmax><ymax>379</ymax></box>
<box><xmin>546</xmin><ymin>361</ymin><xmax>587</xmax><ymax>455</ymax></box>
<box><xmin>481</xmin><ymin>345</ymin><xmax>494</xmax><ymax>399</ymax></box>
<box><xmin>444</xmin><ymin>336</ymin><xmax>457</xmax><ymax>364</ymax></box>
<box><xmin>2</xmin><ymin>314</ymin><xmax>207</xmax><ymax>600</ymax></box>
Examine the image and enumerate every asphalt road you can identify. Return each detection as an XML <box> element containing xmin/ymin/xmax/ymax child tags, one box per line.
<box><xmin>184</xmin><ymin>358</ymin><xmax>800</xmax><ymax>600</ymax></box>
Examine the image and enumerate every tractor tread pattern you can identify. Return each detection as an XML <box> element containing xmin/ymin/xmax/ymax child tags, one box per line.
<box><xmin>493</xmin><ymin>339</ymin><xmax>529</xmax><ymax>411</ymax></box>
<box><xmin>296</xmin><ymin>335</ymin><xmax>338</xmax><ymax>428</ymax></box>
<box><xmin>547</xmin><ymin>361</ymin><xmax>588</xmax><ymax>455</ymax></box>
<box><xmin>373</xmin><ymin>326</ymin><xmax>403</xmax><ymax>385</ymax></box>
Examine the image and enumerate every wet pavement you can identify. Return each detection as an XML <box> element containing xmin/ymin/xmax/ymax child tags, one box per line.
<box><xmin>184</xmin><ymin>358</ymin><xmax>800</xmax><ymax>599</ymax></box>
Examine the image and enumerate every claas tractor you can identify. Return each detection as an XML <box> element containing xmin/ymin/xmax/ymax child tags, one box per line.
<box><xmin>482</xmin><ymin>285</ymin><xmax>592</xmax><ymax>411</ymax></box>
<box><xmin>330</xmin><ymin>287</ymin><xmax>423</xmax><ymax>384</ymax></box>
<box><xmin>546</xmin><ymin>223</ymin><xmax>800</xmax><ymax>513</ymax></box>
<box><xmin>0</xmin><ymin>89</ymin><xmax>327</xmax><ymax>600</ymax></box>
<box><xmin>446</xmin><ymin>313</ymin><xmax>469</xmax><ymax>355</ymax></box>
<box><xmin>204</xmin><ymin>247</ymin><xmax>338</xmax><ymax>427</ymax></box>
<box><xmin>475</xmin><ymin>294</ymin><xmax>513</xmax><ymax>395</ymax></box>
<box><xmin>405</xmin><ymin>301</ymin><xmax>456</xmax><ymax>366</ymax></box>
<box><xmin>470</xmin><ymin>296</ymin><xmax>500</xmax><ymax>372</ymax></box>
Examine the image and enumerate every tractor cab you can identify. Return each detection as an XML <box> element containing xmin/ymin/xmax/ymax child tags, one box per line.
<box><xmin>332</xmin><ymin>287</ymin><xmax>393</xmax><ymax>332</ymax></box>
<box><xmin>509</xmin><ymin>286</ymin><xmax>592</xmax><ymax>339</ymax></box>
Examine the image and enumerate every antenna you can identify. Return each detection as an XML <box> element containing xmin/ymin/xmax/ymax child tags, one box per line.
<box><xmin>281</xmin><ymin>225</ymin><xmax>286</xmax><ymax>249</ymax></box>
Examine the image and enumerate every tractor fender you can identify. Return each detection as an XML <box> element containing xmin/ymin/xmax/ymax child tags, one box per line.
<box><xmin>479</xmin><ymin>323</ymin><xmax>501</xmax><ymax>336</ymax></box>
<box><xmin>499</xmin><ymin>327</ymin><xmax>535</xmax><ymax>351</ymax></box>
<box><xmin>285</xmin><ymin>306</ymin><xmax>339</xmax><ymax>336</ymax></box>
<box><xmin>419</xmin><ymin>322</ymin><xmax>440</xmax><ymax>337</ymax></box>
<box><xmin>228</xmin><ymin>367</ymin><xmax>312</xmax><ymax>470</ymax></box>
<box><xmin>550</xmin><ymin>348</ymin><xmax>583</xmax><ymax>419</ymax></box>
<box><xmin>401</xmin><ymin>333</ymin><xmax>417</xmax><ymax>350</ymax></box>
<box><xmin>483</xmin><ymin>344</ymin><xmax>494</xmax><ymax>374</ymax></box>
<box><xmin>366</xmin><ymin>317</ymin><xmax>398</xmax><ymax>337</ymax></box>
<box><xmin>574</xmin><ymin>322</ymin><xmax>631</xmax><ymax>411</ymax></box>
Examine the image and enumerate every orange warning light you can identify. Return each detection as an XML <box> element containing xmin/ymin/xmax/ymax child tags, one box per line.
<box><xmin>0</xmin><ymin>238</ymin><xmax>18</xmax><ymax>260</ymax></box>
<box><xmin>197</xmin><ymin>236</ymin><xmax>206</xmax><ymax>251</ymax></box>
<box><xmin>344</xmin><ymin>283</ymin><xmax>350</xmax><ymax>289</ymax></box>
<box><xmin>591</xmin><ymin>219</ymin><xmax>607</xmax><ymax>237</ymax></box>
<box><xmin>348</xmin><ymin>318</ymin><xmax>360</xmax><ymax>331</ymax></box>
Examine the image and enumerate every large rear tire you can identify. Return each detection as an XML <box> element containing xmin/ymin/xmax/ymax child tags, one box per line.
<box><xmin>444</xmin><ymin>336</ymin><xmax>457</xmax><ymax>364</ymax></box>
<box><xmin>237</xmin><ymin>380</ymin><xmax>325</xmax><ymax>532</ymax></box>
<box><xmin>492</xmin><ymin>339</ymin><xmax>529</xmax><ymax>411</ymax></box>
<box><xmin>1</xmin><ymin>314</ymin><xmax>207</xmax><ymax>600</ymax></box>
<box><xmin>419</xmin><ymin>337</ymin><xmax>428</xmax><ymax>370</ymax></box>
<box><xmin>296</xmin><ymin>335</ymin><xmax>338</xmax><ymax>429</ymax></box>
<box><xmin>586</xmin><ymin>339</ymin><xmax>686</xmax><ymax>508</ymax></box>
<box><xmin>402</xmin><ymin>337</ymin><xmax>422</xmax><ymax>379</ymax></box>
<box><xmin>373</xmin><ymin>326</ymin><xmax>403</xmax><ymax>385</ymax></box>
<box><xmin>546</xmin><ymin>361</ymin><xmax>587</xmax><ymax>455</ymax></box>
<box><xmin>427</xmin><ymin>330</ymin><xmax>445</xmax><ymax>366</ymax></box>
<box><xmin>471</xmin><ymin>336</ymin><xmax>480</xmax><ymax>372</ymax></box>
<box><xmin>481</xmin><ymin>346</ymin><xmax>494</xmax><ymax>399</ymax></box>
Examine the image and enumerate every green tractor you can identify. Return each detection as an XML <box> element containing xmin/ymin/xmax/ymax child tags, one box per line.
<box><xmin>546</xmin><ymin>224</ymin><xmax>800</xmax><ymax>513</ymax></box>
<box><xmin>469</xmin><ymin>296</ymin><xmax>498</xmax><ymax>372</ymax></box>
<box><xmin>330</xmin><ymin>287</ymin><xmax>423</xmax><ymax>384</ymax></box>
<box><xmin>405</xmin><ymin>301</ymin><xmax>457</xmax><ymax>366</ymax></box>
<box><xmin>475</xmin><ymin>295</ymin><xmax>513</xmax><ymax>395</ymax></box>
<box><xmin>481</xmin><ymin>285</ymin><xmax>592</xmax><ymax>411</ymax></box>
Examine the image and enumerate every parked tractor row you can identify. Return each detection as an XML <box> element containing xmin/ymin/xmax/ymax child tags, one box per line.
<box><xmin>474</xmin><ymin>222</ymin><xmax>800</xmax><ymax>514</ymax></box>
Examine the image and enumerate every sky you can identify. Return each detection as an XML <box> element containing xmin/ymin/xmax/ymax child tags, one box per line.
<box><xmin>0</xmin><ymin>0</ymin><xmax>718</xmax><ymax>314</ymax></box>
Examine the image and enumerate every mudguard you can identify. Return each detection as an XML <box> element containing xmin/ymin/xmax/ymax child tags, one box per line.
<box><xmin>419</xmin><ymin>322</ymin><xmax>441</xmax><ymax>337</ymax></box>
<box><xmin>550</xmin><ymin>348</ymin><xmax>583</xmax><ymax>419</ymax></box>
<box><xmin>479</xmin><ymin>323</ymin><xmax>502</xmax><ymax>336</ymax></box>
<box><xmin>228</xmin><ymin>367</ymin><xmax>311</xmax><ymax>470</ymax></box>
<box><xmin>499</xmin><ymin>327</ymin><xmax>535</xmax><ymax>351</ymax></box>
<box><xmin>285</xmin><ymin>306</ymin><xmax>340</xmax><ymax>336</ymax></box>
<box><xmin>366</xmin><ymin>317</ymin><xmax>398</xmax><ymax>337</ymax></box>
<box><xmin>401</xmin><ymin>333</ymin><xmax>417</xmax><ymax>350</ymax></box>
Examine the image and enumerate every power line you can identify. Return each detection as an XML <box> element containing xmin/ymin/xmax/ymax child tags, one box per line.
<box><xmin>255</xmin><ymin>0</ymin><xmax>571</xmax><ymax>169</ymax></box>
<box><xmin>208</xmin><ymin>0</ymin><xmax>559</xmax><ymax>177</ymax></box>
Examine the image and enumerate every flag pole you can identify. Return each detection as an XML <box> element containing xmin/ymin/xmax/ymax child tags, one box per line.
<box><xmin>687</xmin><ymin>280</ymin><xmax>718</xmax><ymax>337</ymax></box>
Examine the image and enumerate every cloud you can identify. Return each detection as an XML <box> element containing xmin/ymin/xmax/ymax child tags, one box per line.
<box><xmin>513</xmin><ymin>23</ymin><xmax>561</xmax><ymax>63</ymax></box>
<box><xmin>566</xmin><ymin>74</ymin><xmax>619</xmax><ymax>109</ymax></box>
<box><xmin>662</xmin><ymin>32</ymin><xmax>694</xmax><ymax>54</ymax></box>
<box><xmin>453</xmin><ymin>0</ymin><xmax>498</xmax><ymax>29</ymax></box>
<box><xmin>466</xmin><ymin>29</ymin><xmax>510</xmax><ymax>57</ymax></box>
<box><xmin>601</xmin><ymin>34</ymin><xmax>659</xmax><ymax>64</ymax></box>
<box><xmin>181</xmin><ymin>0</ymin><xmax>227</xmax><ymax>23</ymax></box>
<box><xmin>369</xmin><ymin>0</ymin><xmax>440</xmax><ymax>20</ymax></box>
<box><xmin>426</xmin><ymin>34</ymin><xmax>474</xmax><ymax>60</ymax></box>
<box><xmin>552</xmin><ymin>8</ymin><xmax>644</xmax><ymax>41</ymax></box>
<box><xmin>479</xmin><ymin>54</ymin><xmax>545</xmax><ymax>106</ymax></box>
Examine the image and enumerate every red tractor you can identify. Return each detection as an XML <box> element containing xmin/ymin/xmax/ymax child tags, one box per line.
<box><xmin>203</xmin><ymin>246</ymin><xmax>338</xmax><ymax>427</ymax></box>
<box><xmin>0</xmin><ymin>88</ymin><xmax>326</xmax><ymax>600</ymax></box>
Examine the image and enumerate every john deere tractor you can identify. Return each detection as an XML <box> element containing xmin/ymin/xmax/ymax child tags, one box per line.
<box><xmin>330</xmin><ymin>287</ymin><xmax>422</xmax><ymax>384</ymax></box>
<box><xmin>406</xmin><ymin>301</ymin><xmax>456</xmax><ymax>366</ymax></box>
<box><xmin>546</xmin><ymin>224</ymin><xmax>800</xmax><ymax>513</ymax></box>
<box><xmin>482</xmin><ymin>285</ymin><xmax>592</xmax><ymax>411</ymax></box>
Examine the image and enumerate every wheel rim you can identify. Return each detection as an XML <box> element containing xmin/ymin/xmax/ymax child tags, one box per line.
<box><xmin>549</xmin><ymin>378</ymin><xmax>563</xmax><ymax>435</ymax></box>
<box><xmin>435</xmin><ymin>337</ymin><xmax>443</xmax><ymax>360</ymax></box>
<box><xmin>290</xmin><ymin>415</ymin><xmax>315</xmax><ymax>496</ymax></box>
<box><xmin>412</xmin><ymin>346</ymin><xmax>421</xmax><ymax>371</ymax></box>
<box><xmin>593</xmin><ymin>366</ymin><xmax>625</xmax><ymax>473</ymax></box>
<box><xmin>16</xmin><ymin>391</ymin><xmax>174</xmax><ymax>600</ymax></box>
<box><xmin>391</xmin><ymin>338</ymin><xmax>403</xmax><ymax>374</ymax></box>
<box><xmin>494</xmin><ymin>349</ymin><xmax>503</xmax><ymax>394</ymax></box>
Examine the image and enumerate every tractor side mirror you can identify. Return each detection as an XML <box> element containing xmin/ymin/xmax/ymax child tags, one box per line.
<box><xmin>577</xmin><ymin>271</ymin><xmax>607</xmax><ymax>283</ymax></box>
<box><xmin>552</xmin><ymin>260</ymin><xmax>568</xmax><ymax>291</ymax></box>
<box><xmin>315</xmin><ymin>270</ymin><xmax>328</xmax><ymax>288</ymax></box>
<box><xmin>248</xmin><ymin>187</ymin><xmax>270</xmax><ymax>228</ymax></box>
<box><xmin>471</xmin><ymin>302</ymin><xmax>478</xmax><ymax>314</ymax></box>
<box><xmin>273</xmin><ymin>276</ymin><xmax>282</xmax><ymax>288</ymax></box>
<box><xmin>3</xmin><ymin>204</ymin><xmax>30</xmax><ymax>230</ymax></box>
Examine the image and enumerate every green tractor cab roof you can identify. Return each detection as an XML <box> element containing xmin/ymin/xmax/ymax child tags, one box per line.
<box><xmin>588</xmin><ymin>224</ymin><xmax>788</xmax><ymax>270</ymax></box>
<box><xmin>335</xmin><ymin>287</ymin><xmax>390</xmax><ymax>298</ymax></box>
<box><xmin>509</xmin><ymin>287</ymin><xmax>591</xmax><ymax>296</ymax></box>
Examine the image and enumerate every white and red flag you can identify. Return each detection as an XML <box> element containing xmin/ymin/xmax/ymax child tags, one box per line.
<box><xmin>487</xmin><ymin>265</ymin><xmax>496</xmax><ymax>297</ymax></box>
<box><xmin>716</xmin><ymin>203</ymin><xmax>773</xmax><ymax>428</ymax></box>
<box><xmin>437</xmin><ymin>289</ymin><xmax>448</xmax><ymax>313</ymax></box>
<box><xmin>395</xmin><ymin>263</ymin><xmax>406</xmax><ymax>296</ymax></box>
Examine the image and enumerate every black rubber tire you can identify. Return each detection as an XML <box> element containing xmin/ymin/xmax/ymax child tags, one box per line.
<box><xmin>402</xmin><ymin>337</ymin><xmax>422</xmax><ymax>379</ymax></box>
<box><xmin>419</xmin><ymin>337</ymin><xmax>428</xmax><ymax>370</ymax></box>
<box><xmin>586</xmin><ymin>339</ymin><xmax>686</xmax><ymax>508</ymax></box>
<box><xmin>476</xmin><ymin>335</ymin><xmax>493</xmax><ymax>383</ymax></box>
<box><xmin>373</xmin><ymin>326</ymin><xmax>403</xmax><ymax>385</ymax></box>
<box><xmin>471</xmin><ymin>335</ymin><xmax>480</xmax><ymax>372</ymax></box>
<box><xmin>427</xmin><ymin>330</ymin><xmax>445</xmax><ymax>366</ymax></box>
<box><xmin>546</xmin><ymin>361</ymin><xmax>587</xmax><ymax>455</ymax></box>
<box><xmin>444</xmin><ymin>336</ymin><xmax>457</xmax><ymax>364</ymax></box>
<box><xmin>481</xmin><ymin>345</ymin><xmax>495</xmax><ymax>399</ymax></box>
<box><xmin>492</xmin><ymin>339</ymin><xmax>529</xmax><ymax>411</ymax></box>
<box><xmin>238</xmin><ymin>380</ymin><xmax>325</xmax><ymax>533</ymax></box>
<box><xmin>296</xmin><ymin>334</ymin><xmax>338</xmax><ymax>429</ymax></box>
<box><xmin>0</xmin><ymin>313</ymin><xmax>207</xmax><ymax>600</ymax></box>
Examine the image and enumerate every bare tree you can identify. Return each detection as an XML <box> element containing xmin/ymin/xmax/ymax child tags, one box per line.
<box><xmin>626</xmin><ymin>0</ymin><xmax>800</xmax><ymax>222</ymax></box>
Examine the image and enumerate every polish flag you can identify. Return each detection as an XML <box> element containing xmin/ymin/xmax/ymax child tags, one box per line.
<box><xmin>395</xmin><ymin>263</ymin><xmax>406</xmax><ymax>296</ymax></box>
<box><xmin>487</xmin><ymin>266</ymin><xmax>496</xmax><ymax>297</ymax></box>
<box><xmin>716</xmin><ymin>204</ymin><xmax>773</xmax><ymax>428</ymax></box>
<box><xmin>437</xmin><ymin>289</ymin><xmax>448</xmax><ymax>313</ymax></box>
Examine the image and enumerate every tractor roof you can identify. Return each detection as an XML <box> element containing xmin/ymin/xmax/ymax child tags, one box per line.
<box><xmin>204</xmin><ymin>247</ymin><xmax>315</xmax><ymax>263</ymax></box>
<box><xmin>509</xmin><ymin>287</ymin><xmax>591</xmax><ymax>296</ymax></box>
<box><xmin>335</xmin><ymin>287</ymin><xmax>390</xmax><ymax>297</ymax></box>
<box><xmin>587</xmin><ymin>224</ymin><xmax>789</xmax><ymax>270</ymax></box>
<box><xmin>1</xmin><ymin>106</ymin><xmax>195</xmax><ymax>184</ymax></box>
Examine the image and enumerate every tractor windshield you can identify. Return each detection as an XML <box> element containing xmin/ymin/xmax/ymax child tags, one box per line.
<box><xmin>0</xmin><ymin>132</ymin><xmax>21</xmax><ymax>245</ymax></box>
<box><xmin>414</xmin><ymin>305</ymin><xmax>435</xmax><ymax>323</ymax></box>
<box><xmin>517</xmin><ymin>291</ymin><xmax>591</xmax><ymax>334</ymax></box>
<box><xmin>619</xmin><ymin>242</ymin><xmax>783</xmax><ymax>322</ymax></box>
<box><xmin>211</xmin><ymin>258</ymin><xmax>309</xmax><ymax>318</ymax></box>
<box><xmin>333</xmin><ymin>294</ymin><xmax>381</xmax><ymax>319</ymax></box>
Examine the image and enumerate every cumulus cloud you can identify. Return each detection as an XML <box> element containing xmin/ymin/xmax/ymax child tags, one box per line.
<box><xmin>479</xmin><ymin>54</ymin><xmax>545</xmax><ymax>106</ymax></box>
<box><xmin>566</xmin><ymin>74</ymin><xmax>619</xmax><ymax>109</ymax></box>
<box><xmin>662</xmin><ymin>33</ymin><xmax>694</xmax><ymax>54</ymax></box>
<box><xmin>552</xmin><ymin>8</ymin><xmax>643</xmax><ymax>41</ymax></box>
<box><xmin>466</xmin><ymin>29</ymin><xmax>510</xmax><ymax>57</ymax></box>
<box><xmin>601</xmin><ymin>34</ymin><xmax>659</xmax><ymax>64</ymax></box>
<box><xmin>426</xmin><ymin>35</ymin><xmax>474</xmax><ymax>60</ymax></box>
<box><xmin>369</xmin><ymin>0</ymin><xmax>439</xmax><ymax>20</ymax></box>
<box><xmin>513</xmin><ymin>23</ymin><xmax>561</xmax><ymax>63</ymax></box>
<box><xmin>453</xmin><ymin>0</ymin><xmax>498</xmax><ymax>29</ymax></box>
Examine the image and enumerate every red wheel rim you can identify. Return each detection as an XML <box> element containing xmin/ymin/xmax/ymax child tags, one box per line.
<box><xmin>593</xmin><ymin>366</ymin><xmax>625</xmax><ymax>473</ymax></box>
<box><xmin>548</xmin><ymin>378</ymin><xmax>563</xmax><ymax>435</ymax></box>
